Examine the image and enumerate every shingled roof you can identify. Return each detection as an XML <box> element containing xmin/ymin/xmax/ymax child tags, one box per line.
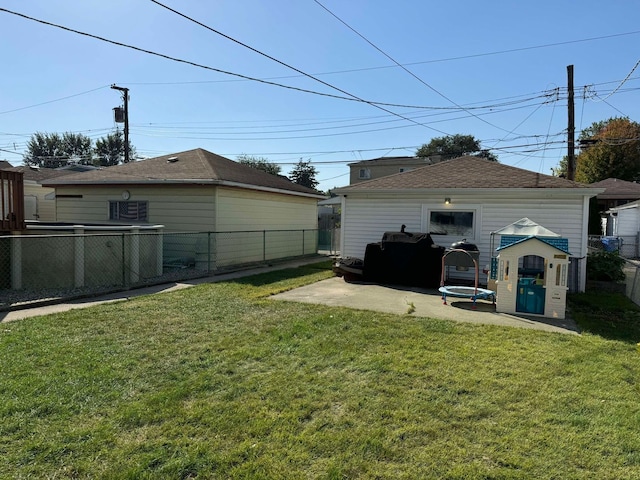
<box><xmin>338</xmin><ymin>156</ymin><xmax>592</xmax><ymax>191</ymax></box>
<box><xmin>2</xmin><ymin>164</ymin><xmax>92</xmax><ymax>182</ymax></box>
<box><xmin>589</xmin><ymin>178</ymin><xmax>640</xmax><ymax>200</ymax></box>
<box><xmin>43</xmin><ymin>148</ymin><xmax>323</xmax><ymax>197</ymax></box>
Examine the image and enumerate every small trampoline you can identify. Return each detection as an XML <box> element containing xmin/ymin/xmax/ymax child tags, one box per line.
<box><xmin>440</xmin><ymin>245</ymin><xmax>495</xmax><ymax>310</ymax></box>
<box><xmin>439</xmin><ymin>285</ymin><xmax>496</xmax><ymax>308</ymax></box>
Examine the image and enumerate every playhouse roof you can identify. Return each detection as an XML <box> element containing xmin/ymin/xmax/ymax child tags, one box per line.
<box><xmin>497</xmin><ymin>235</ymin><xmax>571</xmax><ymax>255</ymax></box>
<box><xmin>493</xmin><ymin>218</ymin><xmax>560</xmax><ymax>237</ymax></box>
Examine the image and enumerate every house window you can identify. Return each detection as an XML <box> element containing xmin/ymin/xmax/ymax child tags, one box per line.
<box><xmin>429</xmin><ymin>210</ymin><xmax>474</xmax><ymax>237</ymax></box>
<box><xmin>358</xmin><ymin>168</ymin><xmax>370</xmax><ymax>179</ymax></box>
<box><xmin>109</xmin><ymin>201</ymin><xmax>148</xmax><ymax>221</ymax></box>
<box><xmin>399</xmin><ymin>167</ymin><xmax>413</xmax><ymax>173</ymax></box>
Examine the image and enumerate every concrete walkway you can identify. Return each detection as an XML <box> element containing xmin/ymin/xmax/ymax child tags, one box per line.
<box><xmin>272</xmin><ymin>277</ymin><xmax>579</xmax><ymax>334</ymax></box>
<box><xmin>1</xmin><ymin>257</ymin><xmax>579</xmax><ymax>334</ymax></box>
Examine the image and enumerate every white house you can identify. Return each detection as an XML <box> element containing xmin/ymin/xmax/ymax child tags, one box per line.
<box><xmin>334</xmin><ymin>156</ymin><xmax>603</xmax><ymax>292</ymax></box>
<box><xmin>603</xmin><ymin>200</ymin><xmax>640</xmax><ymax>257</ymax></box>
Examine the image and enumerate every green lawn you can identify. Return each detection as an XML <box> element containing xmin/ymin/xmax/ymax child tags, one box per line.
<box><xmin>1</xmin><ymin>262</ymin><xmax>640</xmax><ymax>479</ymax></box>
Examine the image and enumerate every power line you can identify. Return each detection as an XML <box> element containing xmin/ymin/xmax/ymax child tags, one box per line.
<box><xmin>0</xmin><ymin>85</ymin><xmax>111</xmax><ymax>116</ymax></box>
<box><xmin>312</xmin><ymin>0</ymin><xmax>511</xmax><ymax>134</ymax></box>
<box><xmin>590</xmin><ymin>59</ymin><xmax>640</xmax><ymax>103</ymax></box>
<box><xmin>0</xmin><ymin>7</ymin><xmax>413</xmax><ymax>108</ymax></box>
<box><xmin>147</xmin><ymin>0</ymin><xmax>451</xmax><ymax>136</ymax></box>
<box><xmin>125</xmin><ymin>35</ymin><xmax>640</xmax><ymax>82</ymax></box>
<box><xmin>2</xmin><ymin>6</ymin><xmax>554</xmax><ymax>116</ymax></box>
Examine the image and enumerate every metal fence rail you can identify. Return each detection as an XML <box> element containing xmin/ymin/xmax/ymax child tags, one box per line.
<box><xmin>0</xmin><ymin>228</ymin><xmax>321</xmax><ymax>306</ymax></box>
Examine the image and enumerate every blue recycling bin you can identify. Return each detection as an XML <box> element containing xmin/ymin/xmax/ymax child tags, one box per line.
<box><xmin>601</xmin><ymin>237</ymin><xmax>620</xmax><ymax>252</ymax></box>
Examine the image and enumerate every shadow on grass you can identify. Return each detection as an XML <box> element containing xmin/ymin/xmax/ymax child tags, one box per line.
<box><xmin>569</xmin><ymin>291</ymin><xmax>640</xmax><ymax>343</ymax></box>
<box><xmin>230</xmin><ymin>261</ymin><xmax>333</xmax><ymax>288</ymax></box>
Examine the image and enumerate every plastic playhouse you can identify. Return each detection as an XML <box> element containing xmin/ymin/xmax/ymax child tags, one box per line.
<box><xmin>489</xmin><ymin>218</ymin><xmax>571</xmax><ymax>319</ymax></box>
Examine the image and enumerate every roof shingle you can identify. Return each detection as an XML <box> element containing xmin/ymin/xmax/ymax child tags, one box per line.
<box><xmin>43</xmin><ymin>148</ymin><xmax>322</xmax><ymax>196</ymax></box>
<box><xmin>340</xmin><ymin>156</ymin><xmax>591</xmax><ymax>190</ymax></box>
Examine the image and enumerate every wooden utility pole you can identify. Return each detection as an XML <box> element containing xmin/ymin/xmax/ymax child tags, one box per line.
<box><xmin>111</xmin><ymin>84</ymin><xmax>130</xmax><ymax>163</ymax></box>
<box><xmin>567</xmin><ymin>65</ymin><xmax>575</xmax><ymax>180</ymax></box>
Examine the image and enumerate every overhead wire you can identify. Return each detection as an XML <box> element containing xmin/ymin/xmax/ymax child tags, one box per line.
<box><xmin>311</xmin><ymin>0</ymin><xmax>512</xmax><ymax>135</ymax></box>
<box><xmin>0</xmin><ymin>7</ymin><xmax>443</xmax><ymax>111</ymax></box>
<box><xmin>147</xmin><ymin>0</ymin><xmax>451</xmax><ymax>136</ymax></box>
<box><xmin>589</xmin><ymin>59</ymin><xmax>640</xmax><ymax>103</ymax></box>
<box><xmin>0</xmin><ymin>85</ymin><xmax>111</xmax><ymax>116</ymax></box>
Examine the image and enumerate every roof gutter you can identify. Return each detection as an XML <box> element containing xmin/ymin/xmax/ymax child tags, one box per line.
<box><xmin>43</xmin><ymin>178</ymin><xmax>325</xmax><ymax>199</ymax></box>
<box><xmin>334</xmin><ymin>187</ymin><xmax>604</xmax><ymax>198</ymax></box>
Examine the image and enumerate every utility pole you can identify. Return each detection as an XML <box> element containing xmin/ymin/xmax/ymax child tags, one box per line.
<box><xmin>111</xmin><ymin>84</ymin><xmax>130</xmax><ymax>163</ymax></box>
<box><xmin>567</xmin><ymin>65</ymin><xmax>575</xmax><ymax>181</ymax></box>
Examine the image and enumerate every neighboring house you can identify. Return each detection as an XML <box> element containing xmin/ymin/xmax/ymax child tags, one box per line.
<box><xmin>348</xmin><ymin>156</ymin><xmax>442</xmax><ymax>184</ymax></box>
<box><xmin>43</xmin><ymin>148</ymin><xmax>324</xmax><ymax>231</ymax></box>
<box><xmin>334</xmin><ymin>156</ymin><xmax>603</xmax><ymax>292</ymax></box>
<box><xmin>602</xmin><ymin>200</ymin><xmax>640</xmax><ymax>257</ymax></box>
<box><xmin>590</xmin><ymin>178</ymin><xmax>640</xmax><ymax>212</ymax></box>
<box><xmin>1</xmin><ymin>163</ymin><xmax>98</xmax><ymax>222</ymax></box>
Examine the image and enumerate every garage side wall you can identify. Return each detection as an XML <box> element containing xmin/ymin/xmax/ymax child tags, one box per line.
<box><xmin>54</xmin><ymin>185</ymin><xmax>216</xmax><ymax>232</ymax></box>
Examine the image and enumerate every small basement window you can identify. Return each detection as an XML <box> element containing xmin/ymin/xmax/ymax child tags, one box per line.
<box><xmin>109</xmin><ymin>201</ymin><xmax>148</xmax><ymax>221</ymax></box>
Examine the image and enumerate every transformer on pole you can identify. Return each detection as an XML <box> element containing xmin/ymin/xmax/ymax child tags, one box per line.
<box><xmin>111</xmin><ymin>84</ymin><xmax>130</xmax><ymax>163</ymax></box>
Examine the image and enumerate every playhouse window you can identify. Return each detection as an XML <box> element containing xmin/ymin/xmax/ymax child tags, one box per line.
<box><xmin>500</xmin><ymin>259</ymin><xmax>509</xmax><ymax>281</ymax></box>
<box><xmin>429</xmin><ymin>210</ymin><xmax>474</xmax><ymax>236</ymax></box>
<box><xmin>556</xmin><ymin>264</ymin><xmax>567</xmax><ymax>287</ymax></box>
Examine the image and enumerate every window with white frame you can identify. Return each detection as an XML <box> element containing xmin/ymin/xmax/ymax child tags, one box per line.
<box><xmin>428</xmin><ymin>210</ymin><xmax>475</xmax><ymax>237</ymax></box>
<box><xmin>109</xmin><ymin>201</ymin><xmax>148</xmax><ymax>221</ymax></box>
<box><xmin>358</xmin><ymin>168</ymin><xmax>370</xmax><ymax>179</ymax></box>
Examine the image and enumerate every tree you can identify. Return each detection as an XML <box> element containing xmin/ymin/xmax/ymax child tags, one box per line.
<box><xmin>289</xmin><ymin>159</ymin><xmax>319</xmax><ymax>190</ymax></box>
<box><xmin>95</xmin><ymin>130</ymin><xmax>136</xmax><ymax>166</ymax></box>
<box><xmin>574</xmin><ymin>117</ymin><xmax>640</xmax><ymax>183</ymax></box>
<box><xmin>25</xmin><ymin>131</ymin><xmax>93</xmax><ymax>168</ymax></box>
<box><xmin>62</xmin><ymin>132</ymin><xmax>93</xmax><ymax>165</ymax></box>
<box><xmin>237</xmin><ymin>154</ymin><xmax>281</xmax><ymax>176</ymax></box>
<box><xmin>416</xmin><ymin>134</ymin><xmax>498</xmax><ymax>161</ymax></box>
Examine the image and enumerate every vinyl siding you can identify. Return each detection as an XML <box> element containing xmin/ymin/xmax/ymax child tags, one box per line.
<box><xmin>614</xmin><ymin>207</ymin><xmax>640</xmax><ymax>236</ymax></box>
<box><xmin>23</xmin><ymin>182</ymin><xmax>56</xmax><ymax>222</ymax></box>
<box><xmin>54</xmin><ymin>185</ymin><xmax>216</xmax><ymax>232</ymax></box>
<box><xmin>341</xmin><ymin>198</ymin><xmax>423</xmax><ymax>258</ymax></box>
<box><xmin>215</xmin><ymin>187</ymin><xmax>318</xmax><ymax>266</ymax></box>
<box><xmin>216</xmin><ymin>187</ymin><xmax>317</xmax><ymax>231</ymax></box>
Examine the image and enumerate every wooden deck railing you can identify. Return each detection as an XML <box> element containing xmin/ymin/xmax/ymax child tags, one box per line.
<box><xmin>0</xmin><ymin>169</ymin><xmax>25</xmax><ymax>231</ymax></box>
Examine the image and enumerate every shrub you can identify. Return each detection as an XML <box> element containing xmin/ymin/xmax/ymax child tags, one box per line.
<box><xmin>586</xmin><ymin>250</ymin><xmax>626</xmax><ymax>282</ymax></box>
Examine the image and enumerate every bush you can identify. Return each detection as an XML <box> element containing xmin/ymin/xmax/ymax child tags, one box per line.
<box><xmin>586</xmin><ymin>250</ymin><xmax>626</xmax><ymax>282</ymax></box>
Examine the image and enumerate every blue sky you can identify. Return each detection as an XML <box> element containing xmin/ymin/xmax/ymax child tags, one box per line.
<box><xmin>1</xmin><ymin>0</ymin><xmax>639</xmax><ymax>192</ymax></box>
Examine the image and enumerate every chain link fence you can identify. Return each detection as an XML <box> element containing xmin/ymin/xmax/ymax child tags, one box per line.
<box><xmin>0</xmin><ymin>228</ymin><xmax>320</xmax><ymax>308</ymax></box>
<box><xmin>588</xmin><ymin>235</ymin><xmax>640</xmax><ymax>305</ymax></box>
<box><xmin>588</xmin><ymin>234</ymin><xmax>639</xmax><ymax>259</ymax></box>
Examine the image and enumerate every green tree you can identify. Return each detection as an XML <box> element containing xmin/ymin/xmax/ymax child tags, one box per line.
<box><xmin>575</xmin><ymin>117</ymin><xmax>640</xmax><ymax>183</ymax></box>
<box><xmin>95</xmin><ymin>130</ymin><xmax>136</xmax><ymax>166</ymax></box>
<box><xmin>237</xmin><ymin>154</ymin><xmax>281</xmax><ymax>176</ymax></box>
<box><xmin>416</xmin><ymin>134</ymin><xmax>498</xmax><ymax>161</ymax></box>
<box><xmin>289</xmin><ymin>159</ymin><xmax>319</xmax><ymax>190</ymax></box>
<box><xmin>25</xmin><ymin>132</ymin><xmax>93</xmax><ymax>168</ymax></box>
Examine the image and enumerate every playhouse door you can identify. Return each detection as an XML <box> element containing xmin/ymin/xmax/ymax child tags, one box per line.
<box><xmin>516</xmin><ymin>278</ymin><xmax>545</xmax><ymax>315</ymax></box>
